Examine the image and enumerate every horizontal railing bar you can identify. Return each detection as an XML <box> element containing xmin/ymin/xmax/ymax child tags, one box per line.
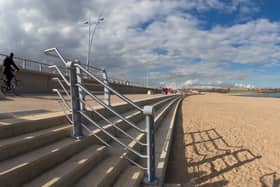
<box><xmin>58</xmin><ymin>102</ymin><xmax>72</xmax><ymax>123</ymax></box>
<box><xmin>122</xmin><ymin>154</ymin><xmax>147</xmax><ymax>170</ymax></box>
<box><xmin>52</xmin><ymin>78</ymin><xmax>71</xmax><ymax>98</ymax></box>
<box><xmin>53</xmin><ymin>89</ymin><xmax>72</xmax><ymax>123</ymax></box>
<box><xmin>75</xmin><ymin>64</ymin><xmax>144</xmax><ymax>112</ymax></box>
<box><xmin>0</xmin><ymin>53</ymin><xmax>148</xmax><ymax>87</ymax></box>
<box><xmin>80</xmin><ymin>112</ymin><xmax>147</xmax><ymax>158</ymax></box>
<box><xmin>81</xmin><ymin>123</ymin><xmax>112</xmax><ymax>147</ymax></box>
<box><xmin>53</xmin><ymin>89</ymin><xmax>71</xmax><ymax>110</ymax></box>
<box><xmin>80</xmin><ymin>99</ymin><xmax>113</xmax><ymax>124</ymax></box>
<box><xmin>80</xmin><ymin>99</ymin><xmax>147</xmax><ymax>146</ymax></box>
<box><xmin>77</xmin><ymin>84</ymin><xmax>146</xmax><ymax>133</ymax></box>
<box><xmin>48</xmin><ymin>65</ymin><xmax>70</xmax><ymax>86</ymax></box>
<box><xmin>0</xmin><ymin>53</ymin><xmax>51</xmax><ymax>67</ymax></box>
<box><xmin>44</xmin><ymin>48</ymin><xmax>68</xmax><ymax>65</ymax></box>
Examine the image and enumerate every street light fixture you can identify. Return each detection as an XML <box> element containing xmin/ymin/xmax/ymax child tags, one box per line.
<box><xmin>84</xmin><ymin>15</ymin><xmax>104</xmax><ymax>71</ymax></box>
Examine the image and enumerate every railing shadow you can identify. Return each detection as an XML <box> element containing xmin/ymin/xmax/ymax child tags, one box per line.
<box><xmin>185</xmin><ymin>128</ymin><xmax>261</xmax><ymax>185</ymax></box>
<box><xmin>165</xmin><ymin>99</ymin><xmax>189</xmax><ymax>184</ymax></box>
<box><xmin>260</xmin><ymin>172</ymin><xmax>280</xmax><ymax>187</ymax></box>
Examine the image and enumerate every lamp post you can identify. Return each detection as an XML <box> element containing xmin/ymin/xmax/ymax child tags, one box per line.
<box><xmin>84</xmin><ymin>15</ymin><xmax>104</xmax><ymax>71</ymax></box>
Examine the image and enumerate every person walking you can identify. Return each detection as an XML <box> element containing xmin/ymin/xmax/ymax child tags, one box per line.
<box><xmin>2</xmin><ymin>53</ymin><xmax>19</xmax><ymax>90</ymax></box>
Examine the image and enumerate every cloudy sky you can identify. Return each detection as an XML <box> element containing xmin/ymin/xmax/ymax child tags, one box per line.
<box><xmin>1</xmin><ymin>0</ymin><xmax>280</xmax><ymax>88</ymax></box>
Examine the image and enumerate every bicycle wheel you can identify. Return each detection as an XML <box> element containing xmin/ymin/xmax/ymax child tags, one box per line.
<box><xmin>13</xmin><ymin>80</ymin><xmax>23</xmax><ymax>96</ymax></box>
<box><xmin>0</xmin><ymin>79</ymin><xmax>7</xmax><ymax>94</ymax></box>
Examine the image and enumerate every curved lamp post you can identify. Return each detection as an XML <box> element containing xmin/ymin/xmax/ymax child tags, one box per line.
<box><xmin>84</xmin><ymin>15</ymin><xmax>104</xmax><ymax>71</ymax></box>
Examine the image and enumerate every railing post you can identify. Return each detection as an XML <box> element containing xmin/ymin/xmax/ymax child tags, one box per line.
<box><xmin>39</xmin><ymin>64</ymin><xmax>42</xmax><ymax>72</ymax></box>
<box><xmin>75</xmin><ymin>60</ymin><xmax>86</xmax><ymax>112</ymax></box>
<box><xmin>102</xmin><ymin>69</ymin><xmax>111</xmax><ymax>106</ymax></box>
<box><xmin>66</xmin><ymin>61</ymin><xmax>83</xmax><ymax>139</ymax></box>
<box><xmin>143</xmin><ymin>105</ymin><xmax>158</xmax><ymax>185</ymax></box>
<box><xmin>23</xmin><ymin>60</ymin><xmax>26</xmax><ymax>69</ymax></box>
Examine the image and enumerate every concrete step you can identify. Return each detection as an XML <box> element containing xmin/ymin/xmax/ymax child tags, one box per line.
<box><xmin>0</xmin><ymin>95</ymin><xmax>174</xmax><ymax>186</ymax></box>
<box><xmin>113</xmin><ymin>166</ymin><xmax>144</xmax><ymax>187</ymax></box>
<box><xmin>0</xmin><ymin>124</ymin><xmax>71</xmax><ymax>161</ymax></box>
<box><xmin>23</xmin><ymin>145</ymin><xmax>107</xmax><ymax>187</ymax></box>
<box><xmin>0</xmin><ymin>96</ymin><xmax>173</xmax><ymax>163</ymax></box>
<box><xmin>0</xmin><ymin>97</ymin><xmax>179</xmax><ymax>186</ymax></box>
<box><xmin>0</xmin><ymin>112</ymin><xmax>68</xmax><ymax>139</ymax></box>
<box><xmin>0</xmin><ymin>95</ymin><xmax>171</xmax><ymax>139</ymax></box>
<box><xmin>0</xmin><ymin>138</ymin><xmax>74</xmax><ymax>186</ymax></box>
<box><xmin>74</xmin><ymin>155</ymin><xmax>128</xmax><ymax>187</ymax></box>
<box><xmin>74</xmin><ymin>96</ymin><xmax>180</xmax><ymax>187</ymax></box>
<box><xmin>0</xmin><ymin>131</ymin><xmax>112</xmax><ymax>187</ymax></box>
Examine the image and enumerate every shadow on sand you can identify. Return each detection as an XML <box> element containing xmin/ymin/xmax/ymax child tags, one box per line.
<box><xmin>260</xmin><ymin>172</ymin><xmax>280</xmax><ymax>187</ymax></box>
<box><xmin>186</xmin><ymin>128</ymin><xmax>261</xmax><ymax>186</ymax></box>
<box><xmin>165</xmin><ymin>104</ymin><xmax>261</xmax><ymax>186</ymax></box>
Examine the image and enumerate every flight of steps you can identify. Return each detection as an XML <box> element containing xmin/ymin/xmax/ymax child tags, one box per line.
<box><xmin>0</xmin><ymin>95</ymin><xmax>184</xmax><ymax>187</ymax></box>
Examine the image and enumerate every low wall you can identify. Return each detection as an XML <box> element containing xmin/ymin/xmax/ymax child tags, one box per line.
<box><xmin>0</xmin><ymin>66</ymin><xmax>160</xmax><ymax>94</ymax></box>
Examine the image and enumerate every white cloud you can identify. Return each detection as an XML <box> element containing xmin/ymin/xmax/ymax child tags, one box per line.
<box><xmin>0</xmin><ymin>0</ymin><xmax>278</xmax><ymax>88</ymax></box>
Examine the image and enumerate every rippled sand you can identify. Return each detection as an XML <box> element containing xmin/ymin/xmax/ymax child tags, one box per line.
<box><xmin>166</xmin><ymin>93</ymin><xmax>280</xmax><ymax>186</ymax></box>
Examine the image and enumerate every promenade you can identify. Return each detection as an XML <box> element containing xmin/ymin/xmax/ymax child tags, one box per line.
<box><xmin>166</xmin><ymin>93</ymin><xmax>280</xmax><ymax>186</ymax></box>
<box><xmin>0</xmin><ymin>94</ymin><xmax>160</xmax><ymax>120</ymax></box>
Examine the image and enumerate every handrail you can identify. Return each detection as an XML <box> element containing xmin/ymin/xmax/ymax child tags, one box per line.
<box><xmin>81</xmin><ymin>123</ymin><xmax>111</xmax><ymax>147</ymax></box>
<box><xmin>80</xmin><ymin>111</ymin><xmax>147</xmax><ymax>158</ymax></box>
<box><xmin>52</xmin><ymin>89</ymin><xmax>71</xmax><ymax>110</ymax></box>
<box><xmin>52</xmin><ymin>78</ymin><xmax>71</xmax><ymax>98</ymax></box>
<box><xmin>0</xmin><ymin>52</ymin><xmax>151</xmax><ymax>88</ymax></box>
<box><xmin>77</xmin><ymin>83</ymin><xmax>146</xmax><ymax>133</ymax></box>
<box><xmin>43</xmin><ymin>48</ymin><xmax>104</xmax><ymax>72</ymax></box>
<box><xmin>75</xmin><ymin>63</ymin><xmax>144</xmax><ymax>112</ymax></box>
<box><xmin>44</xmin><ymin>47</ymin><xmax>159</xmax><ymax>184</ymax></box>
<box><xmin>79</xmin><ymin>99</ymin><xmax>147</xmax><ymax>146</ymax></box>
<box><xmin>52</xmin><ymin>89</ymin><xmax>73</xmax><ymax>123</ymax></box>
<box><xmin>0</xmin><ymin>52</ymin><xmax>51</xmax><ymax>67</ymax></box>
<box><xmin>44</xmin><ymin>48</ymin><xmax>68</xmax><ymax>65</ymax></box>
<box><xmin>48</xmin><ymin>65</ymin><xmax>70</xmax><ymax>86</ymax></box>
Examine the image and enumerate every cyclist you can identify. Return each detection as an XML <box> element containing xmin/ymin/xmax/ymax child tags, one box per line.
<box><xmin>2</xmin><ymin>53</ymin><xmax>19</xmax><ymax>90</ymax></box>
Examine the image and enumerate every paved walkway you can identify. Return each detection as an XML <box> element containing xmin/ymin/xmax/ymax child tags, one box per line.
<box><xmin>0</xmin><ymin>94</ymin><xmax>161</xmax><ymax>120</ymax></box>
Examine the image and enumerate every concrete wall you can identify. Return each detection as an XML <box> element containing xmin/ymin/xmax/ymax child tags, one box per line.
<box><xmin>0</xmin><ymin>65</ymin><xmax>160</xmax><ymax>94</ymax></box>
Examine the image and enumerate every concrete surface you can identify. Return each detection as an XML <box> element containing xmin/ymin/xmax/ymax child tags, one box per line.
<box><xmin>0</xmin><ymin>94</ymin><xmax>162</xmax><ymax>119</ymax></box>
<box><xmin>0</xmin><ymin>91</ymin><xmax>4</xmax><ymax>100</ymax></box>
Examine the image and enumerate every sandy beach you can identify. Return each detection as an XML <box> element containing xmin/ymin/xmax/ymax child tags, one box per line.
<box><xmin>166</xmin><ymin>93</ymin><xmax>280</xmax><ymax>186</ymax></box>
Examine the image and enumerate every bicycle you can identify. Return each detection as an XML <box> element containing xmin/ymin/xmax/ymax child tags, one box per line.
<box><xmin>0</xmin><ymin>72</ymin><xmax>23</xmax><ymax>95</ymax></box>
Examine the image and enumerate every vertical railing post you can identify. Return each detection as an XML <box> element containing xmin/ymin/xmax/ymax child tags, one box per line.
<box><xmin>102</xmin><ymin>69</ymin><xmax>111</xmax><ymax>106</ymax></box>
<box><xmin>39</xmin><ymin>64</ymin><xmax>42</xmax><ymax>72</ymax></box>
<box><xmin>75</xmin><ymin>60</ymin><xmax>85</xmax><ymax>112</ymax></box>
<box><xmin>143</xmin><ymin>105</ymin><xmax>158</xmax><ymax>185</ymax></box>
<box><xmin>23</xmin><ymin>60</ymin><xmax>26</xmax><ymax>69</ymax></box>
<box><xmin>66</xmin><ymin>61</ymin><xmax>83</xmax><ymax>139</ymax></box>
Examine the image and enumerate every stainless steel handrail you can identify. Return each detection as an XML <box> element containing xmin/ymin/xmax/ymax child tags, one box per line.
<box><xmin>79</xmin><ymin>99</ymin><xmax>147</xmax><ymax>146</ymax></box>
<box><xmin>75</xmin><ymin>64</ymin><xmax>144</xmax><ymax>112</ymax></box>
<box><xmin>52</xmin><ymin>78</ymin><xmax>70</xmax><ymax>98</ymax></box>
<box><xmin>81</xmin><ymin>123</ymin><xmax>111</xmax><ymax>147</ymax></box>
<box><xmin>77</xmin><ymin>83</ymin><xmax>146</xmax><ymax>133</ymax></box>
<box><xmin>44</xmin><ymin>48</ymin><xmax>68</xmax><ymax>65</ymax></box>
<box><xmin>48</xmin><ymin>65</ymin><xmax>70</xmax><ymax>86</ymax></box>
<box><xmin>52</xmin><ymin>89</ymin><xmax>72</xmax><ymax>123</ymax></box>
<box><xmin>53</xmin><ymin>89</ymin><xmax>71</xmax><ymax>110</ymax></box>
<box><xmin>0</xmin><ymin>53</ymin><xmax>51</xmax><ymax>67</ymax></box>
<box><xmin>80</xmin><ymin>111</ymin><xmax>147</xmax><ymax>158</ymax></box>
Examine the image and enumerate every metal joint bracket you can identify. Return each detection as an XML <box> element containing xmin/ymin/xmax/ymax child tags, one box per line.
<box><xmin>143</xmin><ymin>105</ymin><xmax>158</xmax><ymax>185</ymax></box>
<box><xmin>143</xmin><ymin>105</ymin><xmax>154</xmax><ymax>116</ymax></box>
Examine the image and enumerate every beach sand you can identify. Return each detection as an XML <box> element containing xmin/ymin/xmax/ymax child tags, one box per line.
<box><xmin>166</xmin><ymin>93</ymin><xmax>280</xmax><ymax>186</ymax></box>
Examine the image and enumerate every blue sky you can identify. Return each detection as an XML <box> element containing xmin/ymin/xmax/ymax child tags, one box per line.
<box><xmin>1</xmin><ymin>0</ymin><xmax>280</xmax><ymax>88</ymax></box>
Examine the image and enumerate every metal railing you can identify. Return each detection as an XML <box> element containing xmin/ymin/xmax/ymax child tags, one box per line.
<box><xmin>0</xmin><ymin>52</ymin><xmax>146</xmax><ymax>88</ymax></box>
<box><xmin>44</xmin><ymin>48</ymin><xmax>158</xmax><ymax>184</ymax></box>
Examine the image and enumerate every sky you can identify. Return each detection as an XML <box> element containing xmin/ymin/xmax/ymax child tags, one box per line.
<box><xmin>1</xmin><ymin>0</ymin><xmax>280</xmax><ymax>88</ymax></box>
